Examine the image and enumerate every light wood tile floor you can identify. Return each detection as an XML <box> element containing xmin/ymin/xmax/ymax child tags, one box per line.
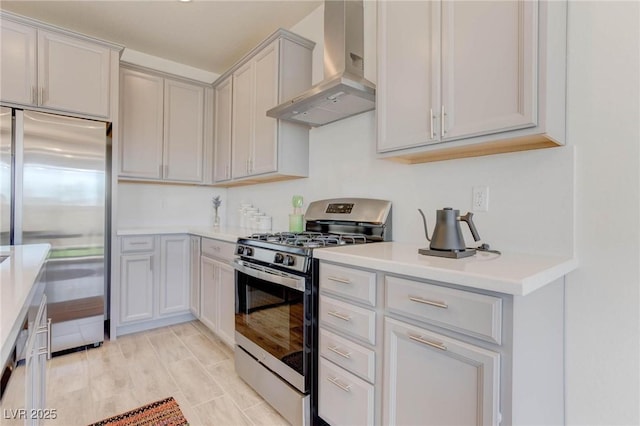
<box><xmin>43</xmin><ymin>321</ymin><xmax>291</xmax><ymax>426</ymax></box>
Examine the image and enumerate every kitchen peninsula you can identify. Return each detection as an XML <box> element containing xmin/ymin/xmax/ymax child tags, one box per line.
<box><xmin>314</xmin><ymin>242</ymin><xmax>577</xmax><ymax>425</ymax></box>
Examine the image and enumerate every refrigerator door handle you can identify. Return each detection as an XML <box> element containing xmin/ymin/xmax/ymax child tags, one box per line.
<box><xmin>13</xmin><ymin>110</ymin><xmax>24</xmax><ymax>245</ymax></box>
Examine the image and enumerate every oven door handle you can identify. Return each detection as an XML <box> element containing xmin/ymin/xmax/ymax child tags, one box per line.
<box><xmin>233</xmin><ymin>259</ymin><xmax>306</xmax><ymax>292</ymax></box>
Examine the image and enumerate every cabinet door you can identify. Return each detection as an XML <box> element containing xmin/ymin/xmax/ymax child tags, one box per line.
<box><xmin>0</xmin><ymin>19</ymin><xmax>37</xmax><ymax>106</ymax></box>
<box><xmin>189</xmin><ymin>236</ymin><xmax>201</xmax><ymax>317</ymax></box>
<box><xmin>200</xmin><ymin>256</ymin><xmax>219</xmax><ymax>331</ymax></box>
<box><xmin>217</xmin><ymin>262</ymin><xmax>235</xmax><ymax>347</ymax></box>
<box><xmin>119</xmin><ymin>68</ymin><xmax>164</xmax><ymax>179</ymax></box>
<box><xmin>377</xmin><ymin>1</ymin><xmax>437</xmax><ymax>152</ymax></box>
<box><xmin>158</xmin><ymin>235</ymin><xmax>190</xmax><ymax>316</ymax></box>
<box><xmin>231</xmin><ymin>61</ymin><xmax>254</xmax><ymax>179</ymax></box>
<box><xmin>163</xmin><ymin>79</ymin><xmax>205</xmax><ymax>182</ymax></box>
<box><xmin>383</xmin><ymin>317</ymin><xmax>500</xmax><ymax>426</ymax></box>
<box><xmin>213</xmin><ymin>76</ymin><xmax>233</xmax><ymax>182</ymax></box>
<box><xmin>251</xmin><ymin>41</ymin><xmax>279</xmax><ymax>176</ymax></box>
<box><xmin>440</xmin><ymin>0</ymin><xmax>536</xmax><ymax>140</ymax></box>
<box><xmin>38</xmin><ymin>29</ymin><xmax>111</xmax><ymax>117</ymax></box>
<box><xmin>120</xmin><ymin>254</ymin><xmax>154</xmax><ymax>323</ymax></box>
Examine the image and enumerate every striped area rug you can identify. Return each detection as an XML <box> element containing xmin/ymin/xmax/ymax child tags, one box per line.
<box><xmin>88</xmin><ymin>397</ymin><xmax>188</xmax><ymax>426</ymax></box>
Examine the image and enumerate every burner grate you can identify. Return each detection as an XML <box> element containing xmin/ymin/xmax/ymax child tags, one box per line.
<box><xmin>247</xmin><ymin>232</ymin><xmax>370</xmax><ymax>248</ymax></box>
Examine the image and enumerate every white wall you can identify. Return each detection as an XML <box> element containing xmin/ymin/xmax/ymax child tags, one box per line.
<box><xmin>565</xmin><ymin>2</ymin><xmax>640</xmax><ymax>424</ymax></box>
<box><xmin>118</xmin><ymin>182</ymin><xmax>227</xmax><ymax>228</ymax></box>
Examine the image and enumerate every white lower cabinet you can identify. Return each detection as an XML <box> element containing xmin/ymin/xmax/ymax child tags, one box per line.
<box><xmin>318</xmin><ymin>357</ymin><xmax>375</xmax><ymax>426</ymax></box>
<box><xmin>318</xmin><ymin>263</ymin><xmax>380</xmax><ymax>425</ymax></box>
<box><xmin>119</xmin><ymin>253</ymin><xmax>154</xmax><ymax>323</ymax></box>
<box><xmin>199</xmin><ymin>256</ymin><xmax>219</xmax><ymax>331</ymax></box>
<box><xmin>158</xmin><ymin>235</ymin><xmax>190</xmax><ymax>315</ymax></box>
<box><xmin>189</xmin><ymin>236</ymin><xmax>201</xmax><ymax>317</ymax></box>
<box><xmin>318</xmin><ymin>259</ymin><xmax>565</xmax><ymax>426</ymax></box>
<box><xmin>383</xmin><ymin>317</ymin><xmax>500</xmax><ymax>426</ymax></box>
<box><xmin>198</xmin><ymin>238</ymin><xmax>236</xmax><ymax>347</ymax></box>
<box><xmin>116</xmin><ymin>234</ymin><xmax>192</xmax><ymax>335</ymax></box>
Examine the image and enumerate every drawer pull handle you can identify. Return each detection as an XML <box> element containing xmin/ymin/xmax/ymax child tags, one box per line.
<box><xmin>409</xmin><ymin>296</ymin><xmax>448</xmax><ymax>309</ymax></box>
<box><xmin>327</xmin><ymin>310</ymin><xmax>352</xmax><ymax>322</ymax></box>
<box><xmin>327</xmin><ymin>276</ymin><xmax>351</xmax><ymax>284</ymax></box>
<box><xmin>328</xmin><ymin>345</ymin><xmax>352</xmax><ymax>359</ymax></box>
<box><xmin>128</xmin><ymin>242</ymin><xmax>148</xmax><ymax>246</ymax></box>
<box><xmin>408</xmin><ymin>333</ymin><xmax>447</xmax><ymax>351</ymax></box>
<box><xmin>327</xmin><ymin>376</ymin><xmax>352</xmax><ymax>392</ymax></box>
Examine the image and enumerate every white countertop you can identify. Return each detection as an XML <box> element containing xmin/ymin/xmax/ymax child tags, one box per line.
<box><xmin>117</xmin><ymin>226</ymin><xmax>249</xmax><ymax>243</ymax></box>
<box><xmin>314</xmin><ymin>242</ymin><xmax>578</xmax><ymax>296</ymax></box>
<box><xmin>0</xmin><ymin>244</ymin><xmax>50</xmax><ymax>367</ymax></box>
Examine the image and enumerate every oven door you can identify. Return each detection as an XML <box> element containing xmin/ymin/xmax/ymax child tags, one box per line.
<box><xmin>233</xmin><ymin>259</ymin><xmax>310</xmax><ymax>393</ymax></box>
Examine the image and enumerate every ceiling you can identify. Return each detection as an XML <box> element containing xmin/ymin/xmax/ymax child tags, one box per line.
<box><xmin>0</xmin><ymin>1</ymin><xmax>322</xmax><ymax>75</ymax></box>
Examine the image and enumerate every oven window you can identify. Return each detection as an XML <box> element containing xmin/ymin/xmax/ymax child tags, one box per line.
<box><xmin>236</xmin><ymin>271</ymin><xmax>306</xmax><ymax>375</ymax></box>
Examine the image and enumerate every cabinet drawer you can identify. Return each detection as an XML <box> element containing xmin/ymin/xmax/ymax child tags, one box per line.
<box><xmin>318</xmin><ymin>357</ymin><xmax>374</xmax><ymax>426</ymax></box>
<box><xmin>120</xmin><ymin>235</ymin><xmax>154</xmax><ymax>253</ymax></box>
<box><xmin>385</xmin><ymin>276</ymin><xmax>502</xmax><ymax>344</ymax></box>
<box><xmin>319</xmin><ymin>263</ymin><xmax>376</xmax><ymax>306</ymax></box>
<box><xmin>201</xmin><ymin>238</ymin><xmax>235</xmax><ymax>261</ymax></box>
<box><xmin>320</xmin><ymin>328</ymin><xmax>375</xmax><ymax>383</ymax></box>
<box><xmin>320</xmin><ymin>295</ymin><xmax>376</xmax><ymax>345</ymax></box>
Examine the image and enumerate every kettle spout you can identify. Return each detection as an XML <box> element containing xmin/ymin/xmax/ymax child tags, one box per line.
<box><xmin>417</xmin><ymin>209</ymin><xmax>431</xmax><ymax>242</ymax></box>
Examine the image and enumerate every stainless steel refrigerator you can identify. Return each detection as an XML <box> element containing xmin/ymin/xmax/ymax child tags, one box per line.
<box><xmin>1</xmin><ymin>107</ymin><xmax>109</xmax><ymax>353</ymax></box>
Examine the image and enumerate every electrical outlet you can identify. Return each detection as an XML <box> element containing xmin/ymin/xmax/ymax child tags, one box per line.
<box><xmin>472</xmin><ymin>186</ymin><xmax>489</xmax><ymax>212</ymax></box>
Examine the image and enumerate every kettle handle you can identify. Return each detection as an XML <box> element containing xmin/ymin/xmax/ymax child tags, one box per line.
<box><xmin>417</xmin><ymin>209</ymin><xmax>431</xmax><ymax>242</ymax></box>
<box><xmin>459</xmin><ymin>212</ymin><xmax>481</xmax><ymax>242</ymax></box>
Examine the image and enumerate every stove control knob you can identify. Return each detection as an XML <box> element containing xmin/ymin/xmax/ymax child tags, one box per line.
<box><xmin>244</xmin><ymin>247</ymin><xmax>254</xmax><ymax>257</ymax></box>
<box><xmin>274</xmin><ymin>253</ymin><xmax>284</xmax><ymax>264</ymax></box>
<box><xmin>236</xmin><ymin>245</ymin><xmax>245</xmax><ymax>255</ymax></box>
<box><xmin>284</xmin><ymin>255</ymin><xmax>295</xmax><ymax>266</ymax></box>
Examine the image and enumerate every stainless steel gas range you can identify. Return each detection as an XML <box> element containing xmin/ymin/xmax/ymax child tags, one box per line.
<box><xmin>233</xmin><ymin>198</ymin><xmax>392</xmax><ymax>426</ymax></box>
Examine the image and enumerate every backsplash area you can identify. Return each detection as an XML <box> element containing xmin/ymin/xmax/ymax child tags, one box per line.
<box><xmin>118</xmin><ymin>182</ymin><xmax>227</xmax><ymax>229</ymax></box>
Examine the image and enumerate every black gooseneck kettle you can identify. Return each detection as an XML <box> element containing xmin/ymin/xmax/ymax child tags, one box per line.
<box><xmin>418</xmin><ymin>207</ymin><xmax>481</xmax><ymax>258</ymax></box>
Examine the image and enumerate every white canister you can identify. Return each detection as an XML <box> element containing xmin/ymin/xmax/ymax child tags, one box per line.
<box><xmin>258</xmin><ymin>215</ymin><xmax>272</xmax><ymax>232</ymax></box>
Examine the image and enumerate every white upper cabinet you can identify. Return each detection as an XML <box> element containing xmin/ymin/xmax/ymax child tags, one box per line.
<box><xmin>377</xmin><ymin>0</ymin><xmax>566</xmax><ymax>163</ymax></box>
<box><xmin>0</xmin><ymin>19</ymin><xmax>37</xmax><ymax>106</ymax></box>
<box><xmin>163</xmin><ymin>78</ymin><xmax>204</xmax><ymax>182</ymax></box>
<box><xmin>231</xmin><ymin>61</ymin><xmax>254</xmax><ymax>179</ymax></box>
<box><xmin>1</xmin><ymin>13</ymin><xmax>117</xmax><ymax>119</ymax></box>
<box><xmin>213</xmin><ymin>29</ymin><xmax>314</xmax><ymax>186</ymax></box>
<box><xmin>213</xmin><ymin>76</ymin><xmax>233</xmax><ymax>182</ymax></box>
<box><xmin>119</xmin><ymin>66</ymin><xmax>207</xmax><ymax>183</ymax></box>
<box><xmin>119</xmin><ymin>68</ymin><xmax>164</xmax><ymax>179</ymax></box>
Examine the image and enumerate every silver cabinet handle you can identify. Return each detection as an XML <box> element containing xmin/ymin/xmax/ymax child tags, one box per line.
<box><xmin>328</xmin><ymin>345</ymin><xmax>352</xmax><ymax>359</ymax></box>
<box><xmin>327</xmin><ymin>310</ymin><xmax>352</xmax><ymax>322</ymax></box>
<box><xmin>36</xmin><ymin>318</ymin><xmax>52</xmax><ymax>360</ymax></box>
<box><xmin>430</xmin><ymin>108</ymin><xmax>435</xmax><ymax>139</ymax></box>
<box><xmin>408</xmin><ymin>296</ymin><xmax>448</xmax><ymax>309</ymax></box>
<box><xmin>408</xmin><ymin>333</ymin><xmax>447</xmax><ymax>351</ymax></box>
<box><xmin>129</xmin><ymin>241</ymin><xmax>148</xmax><ymax>246</ymax></box>
<box><xmin>441</xmin><ymin>105</ymin><xmax>446</xmax><ymax>137</ymax></box>
<box><xmin>327</xmin><ymin>376</ymin><xmax>352</xmax><ymax>392</ymax></box>
<box><xmin>32</xmin><ymin>87</ymin><xmax>37</xmax><ymax>105</ymax></box>
<box><xmin>327</xmin><ymin>276</ymin><xmax>351</xmax><ymax>284</ymax></box>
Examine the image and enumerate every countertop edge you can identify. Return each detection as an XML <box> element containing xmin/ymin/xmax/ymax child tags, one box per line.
<box><xmin>314</xmin><ymin>245</ymin><xmax>578</xmax><ymax>296</ymax></box>
<box><xmin>116</xmin><ymin>227</ymin><xmax>246</xmax><ymax>243</ymax></box>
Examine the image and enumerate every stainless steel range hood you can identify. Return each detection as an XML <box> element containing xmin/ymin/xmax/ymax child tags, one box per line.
<box><xmin>266</xmin><ymin>0</ymin><xmax>375</xmax><ymax>127</ymax></box>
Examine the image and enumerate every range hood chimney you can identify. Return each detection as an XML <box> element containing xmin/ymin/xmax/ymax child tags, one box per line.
<box><xmin>266</xmin><ymin>0</ymin><xmax>375</xmax><ymax>127</ymax></box>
